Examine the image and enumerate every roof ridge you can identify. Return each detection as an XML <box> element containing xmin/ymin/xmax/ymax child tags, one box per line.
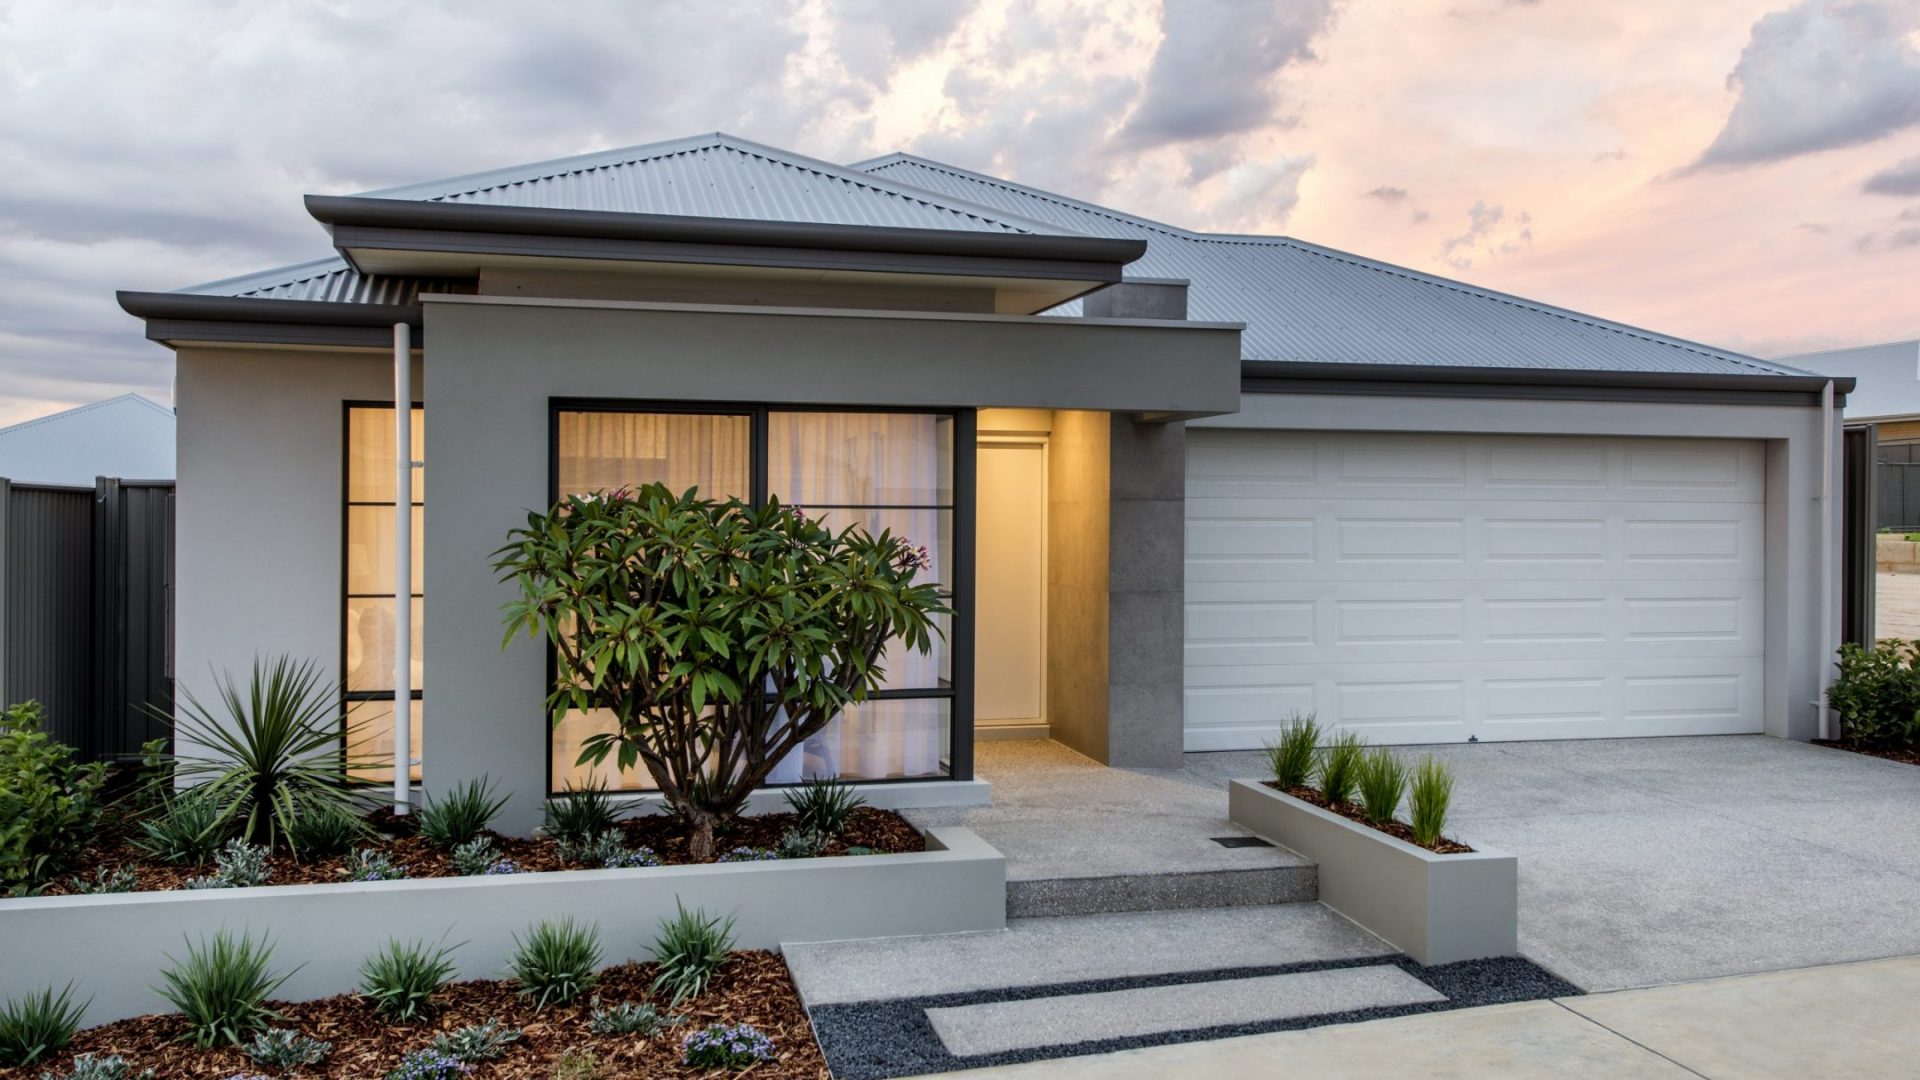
<box><xmin>0</xmin><ymin>394</ymin><xmax>172</xmax><ymax>438</ymax></box>
<box><xmin>859</xmin><ymin>151</ymin><xmax>1795</xmax><ymax>376</ymax></box>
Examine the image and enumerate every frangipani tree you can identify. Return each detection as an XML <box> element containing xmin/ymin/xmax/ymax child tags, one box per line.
<box><xmin>494</xmin><ymin>484</ymin><xmax>948</xmax><ymax>860</ymax></box>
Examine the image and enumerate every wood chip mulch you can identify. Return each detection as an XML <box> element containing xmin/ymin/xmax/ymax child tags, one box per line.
<box><xmin>0</xmin><ymin>951</ymin><xmax>829</xmax><ymax>1080</ymax></box>
<box><xmin>1268</xmin><ymin>782</ymin><xmax>1475</xmax><ymax>854</ymax></box>
<box><xmin>1813</xmin><ymin>739</ymin><xmax>1920</xmax><ymax>767</ymax></box>
<box><xmin>35</xmin><ymin>806</ymin><xmax>924</xmax><ymax>897</ymax></box>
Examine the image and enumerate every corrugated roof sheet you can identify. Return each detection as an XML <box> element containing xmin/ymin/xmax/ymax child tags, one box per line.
<box><xmin>182</xmin><ymin>133</ymin><xmax>1080</xmax><ymax>303</ymax></box>
<box><xmin>853</xmin><ymin>153</ymin><xmax>1810</xmax><ymax>377</ymax></box>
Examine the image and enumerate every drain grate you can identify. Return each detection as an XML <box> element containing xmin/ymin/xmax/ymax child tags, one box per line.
<box><xmin>1211</xmin><ymin>835</ymin><xmax>1274</xmax><ymax>848</ymax></box>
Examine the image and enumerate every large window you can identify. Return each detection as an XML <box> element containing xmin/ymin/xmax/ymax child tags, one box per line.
<box><xmin>344</xmin><ymin>404</ymin><xmax>423</xmax><ymax>782</ymax></box>
<box><xmin>549</xmin><ymin>404</ymin><xmax>965</xmax><ymax>793</ymax></box>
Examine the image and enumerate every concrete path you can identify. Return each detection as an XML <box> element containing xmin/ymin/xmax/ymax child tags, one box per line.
<box><xmin>1184</xmin><ymin>736</ymin><xmax>1920</xmax><ymax>990</ymax></box>
<box><xmin>1876</xmin><ymin>570</ymin><xmax>1920</xmax><ymax>639</ymax></box>
<box><xmin>905</xmin><ymin>741</ymin><xmax>1315</xmax><ymax>917</ymax></box>
<box><xmin>922</xmin><ymin>954</ymin><xmax>1920</xmax><ymax>1079</ymax></box>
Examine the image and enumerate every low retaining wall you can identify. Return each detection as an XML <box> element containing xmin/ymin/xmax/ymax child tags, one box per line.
<box><xmin>1228</xmin><ymin>781</ymin><xmax>1516</xmax><ymax>966</ymax></box>
<box><xmin>0</xmin><ymin>827</ymin><xmax>1002</xmax><ymax>1025</ymax></box>
<box><xmin>1877</xmin><ymin>534</ymin><xmax>1920</xmax><ymax>573</ymax></box>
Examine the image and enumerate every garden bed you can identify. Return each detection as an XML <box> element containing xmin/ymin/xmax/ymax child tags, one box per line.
<box><xmin>31</xmin><ymin>807</ymin><xmax>924</xmax><ymax>896</ymax></box>
<box><xmin>0</xmin><ymin>950</ymin><xmax>827</xmax><ymax>1079</ymax></box>
<box><xmin>1812</xmin><ymin>740</ymin><xmax>1920</xmax><ymax>767</ymax></box>
<box><xmin>1266</xmin><ymin>783</ymin><xmax>1472</xmax><ymax>854</ymax></box>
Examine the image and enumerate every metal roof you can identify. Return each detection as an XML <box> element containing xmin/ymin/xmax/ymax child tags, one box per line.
<box><xmin>0</xmin><ymin>394</ymin><xmax>175</xmax><ymax>485</ymax></box>
<box><xmin>852</xmin><ymin>153</ymin><xmax>1812</xmax><ymax>377</ymax></box>
<box><xmin>181</xmin><ymin>133</ymin><xmax>1082</xmax><ymax>302</ymax></box>
<box><xmin>1786</xmin><ymin>340</ymin><xmax>1920</xmax><ymax>419</ymax></box>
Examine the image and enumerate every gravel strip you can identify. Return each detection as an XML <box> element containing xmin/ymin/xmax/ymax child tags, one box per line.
<box><xmin>809</xmin><ymin>954</ymin><xmax>1582</xmax><ymax>1080</ymax></box>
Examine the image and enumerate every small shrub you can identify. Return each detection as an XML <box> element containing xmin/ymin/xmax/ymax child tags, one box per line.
<box><xmin>345</xmin><ymin>848</ymin><xmax>406</xmax><ymax>881</ymax></box>
<box><xmin>69</xmin><ymin>867</ymin><xmax>137</xmax><ymax>894</ymax></box>
<box><xmin>1316</xmin><ymin>732</ymin><xmax>1367</xmax><ymax>805</ymax></box>
<box><xmin>844</xmin><ymin>845</ymin><xmax>878</xmax><ymax>856</ymax></box>
<box><xmin>360</xmin><ymin>939</ymin><xmax>459</xmax><ymax>1022</ymax></box>
<box><xmin>587</xmin><ymin>998</ymin><xmax>677</xmax><ymax>1036</ymax></box>
<box><xmin>415</xmin><ymin>778</ymin><xmax>506</xmax><ymax>851</ymax></box>
<box><xmin>548</xmin><ymin>1047</ymin><xmax>602</xmax><ymax>1080</ymax></box>
<box><xmin>0</xmin><ymin>701</ymin><xmax>108</xmax><ymax>895</ymax></box>
<box><xmin>715</xmin><ymin>846</ymin><xmax>778</xmax><ymax>863</ymax></box>
<box><xmin>775</xmin><ymin>827</ymin><xmax>830</xmax><ymax>859</ymax></box>
<box><xmin>597</xmin><ymin>845</ymin><xmax>657</xmax><ymax>869</ymax></box>
<box><xmin>132</xmin><ymin>791</ymin><xmax>228</xmax><ymax>866</ymax></box>
<box><xmin>1409</xmin><ymin>757</ymin><xmax>1455</xmax><ymax>848</ymax></box>
<box><xmin>244</xmin><ymin>1028</ymin><xmax>331</xmax><ymax>1070</ymax></box>
<box><xmin>1264</xmin><ymin>712</ymin><xmax>1320</xmax><ymax>789</ymax></box>
<box><xmin>385</xmin><ymin>1049</ymin><xmax>471</xmax><ymax>1080</ymax></box>
<box><xmin>0</xmin><ymin>983</ymin><xmax>87</xmax><ymax>1066</ymax></box>
<box><xmin>649</xmin><ymin>901</ymin><xmax>735</xmax><ymax>1007</ymax></box>
<box><xmin>283</xmin><ymin>803</ymin><xmax>370</xmax><ymax>861</ymax></box>
<box><xmin>184</xmin><ymin>839</ymin><xmax>271</xmax><ymax>890</ymax></box>
<box><xmin>508</xmin><ymin>918</ymin><xmax>600</xmax><ymax>1010</ymax></box>
<box><xmin>40</xmin><ymin>1053</ymin><xmax>154</xmax><ymax>1080</ymax></box>
<box><xmin>556</xmin><ymin>832</ymin><xmax>656</xmax><ymax>869</ymax></box>
<box><xmin>782</xmin><ymin>776</ymin><xmax>866</xmax><ymax>836</ymax></box>
<box><xmin>428</xmin><ymin>1019</ymin><xmax>522</xmax><ymax>1062</ymax></box>
<box><xmin>449</xmin><ymin>837</ymin><xmax>500</xmax><ymax>877</ymax></box>
<box><xmin>680</xmin><ymin>1023</ymin><xmax>774</xmax><ymax>1070</ymax></box>
<box><xmin>154</xmin><ymin>930</ymin><xmax>292</xmax><ymax>1048</ymax></box>
<box><xmin>1827</xmin><ymin>641</ymin><xmax>1920</xmax><ymax>748</ymax></box>
<box><xmin>1355</xmin><ymin>748</ymin><xmax>1408</xmax><ymax>827</ymax></box>
<box><xmin>542</xmin><ymin>782</ymin><xmax>620</xmax><ymax>847</ymax></box>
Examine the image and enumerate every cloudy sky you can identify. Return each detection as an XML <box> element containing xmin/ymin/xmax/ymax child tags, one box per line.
<box><xmin>2</xmin><ymin>0</ymin><xmax>1918</xmax><ymax>424</ymax></box>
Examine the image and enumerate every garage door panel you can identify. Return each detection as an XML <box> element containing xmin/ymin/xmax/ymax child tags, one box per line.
<box><xmin>1184</xmin><ymin>431</ymin><xmax>1764</xmax><ymax>749</ymax></box>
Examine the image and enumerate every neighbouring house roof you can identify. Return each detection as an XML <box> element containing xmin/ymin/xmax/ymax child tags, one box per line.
<box><xmin>0</xmin><ymin>393</ymin><xmax>175</xmax><ymax>486</ymax></box>
<box><xmin>1785</xmin><ymin>340</ymin><xmax>1920</xmax><ymax>421</ymax></box>
<box><xmin>852</xmin><ymin>153</ymin><xmax>1814</xmax><ymax>378</ymax></box>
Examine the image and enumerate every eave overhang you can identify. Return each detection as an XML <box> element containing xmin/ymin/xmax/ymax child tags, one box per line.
<box><xmin>303</xmin><ymin>195</ymin><xmax>1147</xmax><ymax>286</ymax></box>
<box><xmin>116</xmin><ymin>291</ymin><xmax>423</xmax><ymax>349</ymax></box>
<box><xmin>1241</xmin><ymin>360</ymin><xmax>1854</xmax><ymax>407</ymax></box>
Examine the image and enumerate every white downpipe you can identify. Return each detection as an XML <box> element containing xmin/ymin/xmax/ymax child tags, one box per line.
<box><xmin>392</xmin><ymin>322</ymin><xmax>413</xmax><ymax>814</ymax></box>
<box><xmin>1816</xmin><ymin>379</ymin><xmax>1836</xmax><ymax>740</ymax></box>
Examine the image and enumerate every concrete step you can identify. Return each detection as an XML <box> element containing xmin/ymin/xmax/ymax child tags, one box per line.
<box><xmin>1006</xmin><ymin>863</ymin><xmax>1318</xmax><ymax>918</ymax></box>
<box><xmin>784</xmin><ymin>902</ymin><xmax>1393</xmax><ymax>1008</ymax></box>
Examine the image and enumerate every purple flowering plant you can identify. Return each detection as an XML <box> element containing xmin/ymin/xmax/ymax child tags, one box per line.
<box><xmin>680</xmin><ymin>1023</ymin><xmax>775</xmax><ymax>1069</ymax></box>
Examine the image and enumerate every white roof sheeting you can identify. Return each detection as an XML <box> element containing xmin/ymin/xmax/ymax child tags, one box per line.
<box><xmin>1786</xmin><ymin>340</ymin><xmax>1920</xmax><ymax>420</ymax></box>
<box><xmin>0</xmin><ymin>394</ymin><xmax>175</xmax><ymax>486</ymax></box>
<box><xmin>853</xmin><ymin>153</ymin><xmax>1809</xmax><ymax>377</ymax></box>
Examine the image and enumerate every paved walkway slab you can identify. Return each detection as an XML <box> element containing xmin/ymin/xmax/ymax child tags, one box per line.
<box><xmin>926</xmin><ymin>966</ymin><xmax>1444</xmax><ymax>1057</ymax></box>
<box><xmin>784</xmin><ymin>903</ymin><xmax>1393</xmax><ymax>1007</ymax></box>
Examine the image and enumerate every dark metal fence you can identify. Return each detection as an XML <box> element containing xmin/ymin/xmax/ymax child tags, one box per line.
<box><xmin>1876</xmin><ymin>442</ymin><xmax>1920</xmax><ymax>532</ymax></box>
<box><xmin>0</xmin><ymin>477</ymin><xmax>174</xmax><ymax>760</ymax></box>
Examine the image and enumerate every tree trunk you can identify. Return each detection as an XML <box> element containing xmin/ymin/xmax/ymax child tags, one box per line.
<box><xmin>688</xmin><ymin>813</ymin><xmax>716</xmax><ymax>862</ymax></box>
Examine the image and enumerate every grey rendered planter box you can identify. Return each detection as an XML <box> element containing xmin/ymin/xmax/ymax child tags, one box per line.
<box><xmin>0</xmin><ymin>826</ymin><xmax>1002</xmax><ymax>1025</ymax></box>
<box><xmin>1228</xmin><ymin>780</ymin><xmax>1516</xmax><ymax>965</ymax></box>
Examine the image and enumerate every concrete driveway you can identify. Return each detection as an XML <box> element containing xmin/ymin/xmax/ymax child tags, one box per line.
<box><xmin>1188</xmin><ymin>736</ymin><xmax>1920</xmax><ymax>992</ymax></box>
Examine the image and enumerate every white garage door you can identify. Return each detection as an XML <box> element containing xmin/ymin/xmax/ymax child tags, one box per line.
<box><xmin>1184</xmin><ymin>431</ymin><xmax>1765</xmax><ymax>749</ymax></box>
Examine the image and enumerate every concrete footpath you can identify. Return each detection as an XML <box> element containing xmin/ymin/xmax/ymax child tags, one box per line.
<box><xmin>914</xmin><ymin>954</ymin><xmax>1920</xmax><ymax>1079</ymax></box>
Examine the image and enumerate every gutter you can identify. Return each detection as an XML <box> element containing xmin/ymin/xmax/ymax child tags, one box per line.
<box><xmin>1241</xmin><ymin>360</ymin><xmax>1855</xmax><ymax>405</ymax></box>
<box><xmin>117</xmin><ymin>291</ymin><xmax>425</xmax><ymax>349</ymax></box>
<box><xmin>304</xmin><ymin>195</ymin><xmax>1148</xmax><ymax>266</ymax></box>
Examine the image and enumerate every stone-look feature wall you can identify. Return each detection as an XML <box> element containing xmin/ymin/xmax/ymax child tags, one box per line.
<box><xmin>1106</xmin><ymin>414</ymin><xmax>1186</xmax><ymax>768</ymax></box>
<box><xmin>1045</xmin><ymin>410</ymin><xmax>1111</xmax><ymax>762</ymax></box>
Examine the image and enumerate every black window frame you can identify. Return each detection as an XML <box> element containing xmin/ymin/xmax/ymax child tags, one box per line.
<box><xmin>544</xmin><ymin>398</ymin><xmax>976</xmax><ymax>795</ymax></box>
<box><xmin>340</xmin><ymin>400</ymin><xmax>425</xmax><ymax>784</ymax></box>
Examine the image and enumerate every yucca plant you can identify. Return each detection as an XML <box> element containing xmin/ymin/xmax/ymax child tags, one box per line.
<box><xmin>649</xmin><ymin>901</ymin><xmax>735</xmax><ymax>1007</ymax></box>
<box><xmin>283</xmin><ymin>802</ymin><xmax>371</xmax><ymax>861</ymax></box>
<box><xmin>1409</xmin><ymin>756</ymin><xmax>1455</xmax><ymax>848</ymax></box>
<box><xmin>162</xmin><ymin>655</ymin><xmax>372</xmax><ymax>855</ymax></box>
<box><xmin>543</xmin><ymin>781</ymin><xmax>621</xmax><ymax>847</ymax></box>
<box><xmin>415</xmin><ymin>778</ymin><xmax>506</xmax><ymax>851</ymax></box>
<box><xmin>782</xmin><ymin>776</ymin><xmax>867</xmax><ymax>837</ymax></box>
<box><xmin>507</xmin><ymin>918</ymin><xmax>601</xmax><ymax>1010</ymax></box>
<box><xmin>1264</xmin><ymin>712</ymin><xmax>1320</xmax><ymax>790</ymax></box>
<box><xmin>1356</xmin><ymin>748</ymin><xmax>1409</xmax><ymax>826</ymax></box>
<box><xmin>359</xmin><ymin>938</ymin><xmax>459</xmax><ymax>1022</ymax></box>
<box><xmin>1316</xmin><ymin>732</ymin><xmax>1367</xmax><ymax>805</ymax></box>
<box><xmin>154</xmin><ymin>930</ymin><xmax>293</xmax><ymax>1048</ymax></box>
<box><xmin>0</xmin><ymin>983</ymin><xmax>88</xmax><ymax>1066</ymax></box>
<box><xmin>132</xmin><ymin>790</ymin><xmax>229</xmax><ymax>866</ymax></box>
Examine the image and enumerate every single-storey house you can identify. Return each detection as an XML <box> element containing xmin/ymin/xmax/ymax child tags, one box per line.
<box><xmin>118</xmin><ymin>133</ymin><xmax>1851</xmax><ymax>833</ymax></box>
<box><xmin>0</xmin><ymin>393</ymin><xmax>176</xmax><ymax>486</ymax></box>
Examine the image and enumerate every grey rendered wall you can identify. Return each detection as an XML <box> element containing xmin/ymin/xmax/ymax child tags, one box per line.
<box><xmin>174</xmin><ymin>347</ymin><xmax>420</xmax><ymax>734</ymax></box>
<box><xmin>1199</xmin><ymin>392</ymin><xmax>1841</xmax><ymax>740</ymax></box>
<box><xmin>424</xmin><ymin>297</ymin><xmax>1239</xmax><ymax>832</ymax></box>
<box><xmin>1107</xmin><ymin>416</ymin><xmax>1186</xmax><ymax>767</ymax></box>
<box><xmin>1047</xmin><ymin>411</ymin><xmax>1110</xmax><ymax>761</ymax></box>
